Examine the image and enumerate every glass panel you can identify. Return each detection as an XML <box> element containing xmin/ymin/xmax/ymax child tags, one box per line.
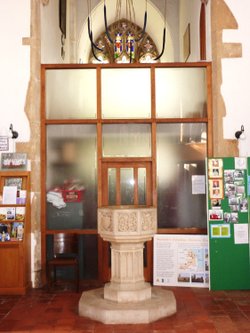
<box><xmin>155</xmin><ymin>68</ymin><xmax>207</xmax><ymax>118</ymax></box>
<box><xmin>46</xmin><ymin>234</ymin><xmax>98</xmax><ymax>280</ymax></box>
<box><xmin>102</xmin><ymin>124</ymin><xmax>151</xmax><ymax>157</ymax></box>
<box><xmin>138</xmin><ymin>168</ymin><xmax>146</xmax><ymax>205</ymax></box>
<box><xmin>46</xmin><ymin>124</ymin><xmax>97</xmax><ymax>229</ymax></box>
<box><xmin>156</xmin><ymin>123</ymin><xmax>207</xmax><ymax>228</ymax></box>
<box><xmin>101</xmin><ymin>68</ymin><xmax>151</xmax><ymax>119</ymax></box>
<box><xmin>108</xmin><ymin>168</ymin><xmax>116</xmax><ymax>205</ymax></box>
<box><xmin>46</xmin><ymin>69</ymin><xmax>97</xmax><ymax>119</ymax></box>
<box><xmin>79</xmin><ymin>235</ymin><xmax>98</xmax><ymax>279</ymax></box>
<box><xmin>121</xmin><ymin>168</ymin><xmax>134</xmax><ymax>205</ymax></box>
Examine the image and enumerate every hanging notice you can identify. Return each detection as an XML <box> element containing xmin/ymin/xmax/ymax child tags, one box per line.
<box><xmin>192</xmin><ymin>175</ymin><xmax>205</xmax><ymax>194</ymax></box>
<box><xmin>153</xmin><ymin>234</ymin><xmax>209</xmax><ymax>288</ymax></box>
<box><xmin>234</xmin><ymin>224</ymin><xmax>249</xmax><ymax>244</ymax></box>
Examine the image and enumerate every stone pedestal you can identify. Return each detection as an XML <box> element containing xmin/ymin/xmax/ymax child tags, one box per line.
<box><xmin>78</xmin><ymin>206</ymin><xmax>176</xmax><ymax>324</ymax></box>
<box><xmin>104</xmin><ymin>241</ymin><xmax>152</xmax><ymax>303</ymax></box>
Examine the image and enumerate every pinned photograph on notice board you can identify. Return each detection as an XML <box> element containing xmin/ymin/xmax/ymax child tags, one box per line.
<box><xmin>208</xmin><ymin>158</ymin><xmax>223</xmax><ymax>178</ymax></box>
<box><xmin>209</xmin><ymin>209</ymin><xmax>223</xmax><ymax>220</ymax></box>
<box><xmin>209</xmin><ymin>179</ymin><xmax>224</xmax><ymax>199</ymax></box>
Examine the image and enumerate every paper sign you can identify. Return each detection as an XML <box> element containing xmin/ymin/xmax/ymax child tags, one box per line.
<box><xmin>192</xmin><ymin>175</ymin><xmax>205</xmax><ymax>194</ymax></box>
<box><xmin>234</xmin><ymin>224</ymin><xmax>249</xmax><ymax>244</ymax></box>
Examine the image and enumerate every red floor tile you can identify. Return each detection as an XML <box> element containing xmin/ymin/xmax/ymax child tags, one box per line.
<box><xmin>0</xmin><ymin>287</ymin><xmax>249</xmax><ymax>332</ymax></box>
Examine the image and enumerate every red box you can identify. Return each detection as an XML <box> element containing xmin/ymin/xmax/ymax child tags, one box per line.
<box><xmin>62</xmin><ymin>190</ymin><xmax>84</xmax><ymax>202</ymax></box>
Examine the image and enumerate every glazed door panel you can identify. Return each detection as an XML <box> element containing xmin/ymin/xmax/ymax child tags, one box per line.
<box><xmin>102</xmin><ymin>162</ymin><xmax>152</xmax><ymax>207</ymax></box>
<box><xmin>100</xmin><ymin>161</ymin><xmax>153</xmax><ymax>282</ymax></box>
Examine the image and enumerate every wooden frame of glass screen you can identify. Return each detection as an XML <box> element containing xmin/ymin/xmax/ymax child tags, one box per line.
<box><xmin>40</xmin><ymin>62</ymin><xmax>213</xmax><ymax>284</ymax></box>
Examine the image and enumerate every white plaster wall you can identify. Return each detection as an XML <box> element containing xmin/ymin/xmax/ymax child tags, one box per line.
<box><xmin>179</xmin><ymin>0</ymin><xmax>197</xmax><ymax>62</ymax></box>
<box><xmin>0</xmin><ymin>1</ymin><xmax>30</xmax><ymax>144</ymax></box>
<box><xmin>41</xmin><ymin>0</ymin><xmax>71</xmax><ymax>63</ymax></box>
<box><xmin>222</xmin><ymin>1</ymin><xmax>250</xmax><ymax>157</ymax></box>
<box><xmin>179</xmin><ymin>0</ymin><xmax>212</xmax><ymax>62</ymax></box>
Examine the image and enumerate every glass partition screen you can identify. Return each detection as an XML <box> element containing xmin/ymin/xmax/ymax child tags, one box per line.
<box><xmin>102</xmin><ymin>124</ymin><xmax>151</xmax><ymax>157</ymax></box>
<box><xmin>120</xmin><ymin>168</ymin><xmax>134</xmax><ymax>205</ymax></box>
<box><xmin>101</xmin><ymin>68</ymin><xmax>151</xmax><ymax>119</ymax></box>
<box><xmin>46</xmin><ymin>69</ymin><xmax>97</xmax><ymax>119</ymax></box>
<box><xmin>155</xmin><ymin>67</ymin><xmax>207</xmax><ymax>118</ymax></box>
<box><xmin>46</xmin><ymin>124</ymin><xmax>97</xmax><ymax>229</ymax></box>
<box><xmin>157</xmin><ymin>123</ymin><xmax>207</xmax><ymax>228</ymax></box>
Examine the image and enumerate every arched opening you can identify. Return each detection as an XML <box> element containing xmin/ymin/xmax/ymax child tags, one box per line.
<box><xmin>78</xmin><ymin>0</ymin><xmax>174</xmax><ymax>63</ymax></box>
<box><xmin>88</xmin><ymin>18</ymin><xmax>160</xmax><ymax>64</ymax></box>
<box><xmin>40</xmin><ymin>0</ymin><xmax>212</xmax><ymax>287</ymax></box>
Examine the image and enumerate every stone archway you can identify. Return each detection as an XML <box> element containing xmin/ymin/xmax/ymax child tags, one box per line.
<box><xmin>24</xmin><ymin>0</ymin><xmax>240</xmax><ymax>288</ymax></box>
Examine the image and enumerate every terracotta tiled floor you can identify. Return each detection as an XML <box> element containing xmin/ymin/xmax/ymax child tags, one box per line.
<box><xmin>0</xmin><ymin>286</ymin><xmax>250</xmax><ymax>332</ymax></box>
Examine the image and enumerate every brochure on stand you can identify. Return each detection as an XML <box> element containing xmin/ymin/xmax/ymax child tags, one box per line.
<box><xmin>2</xmin><ymin>186</ymin><xmax>17</xmax><ymax>204</ymax></box>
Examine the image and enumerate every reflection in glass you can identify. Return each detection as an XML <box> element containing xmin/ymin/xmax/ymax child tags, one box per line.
<box><xmin>156</xmin><ymin>123</ymin><xmax>207</xmax><ymax>228</ymax></box>
<box><xmin>121</xmin><ymin>168</ymin><xmax>134</xmax><ymax>205</ymax></box>
<box><xmin>155</xmin><ymin>68</ymin><xmax>207</xmax><ymax>118</ymax></box>
<box><xmin>102</xmin><ymin>124</ymin><xmax>151</xmax><ymax>157</ymax></box>
<box><xmin>108</xmin><ymin>168</ymin><xmax>116</xmax><ymax>205</ymax></box>
<box><xmin>101</xmin><ymin>68</ymin><xmax>151</xmax><ymax>119</ymax></box>
<box><xmin>138</xmin><ymin>168</ymin><xmax>146</xmax><ymax>205</ymax></box>
<box><xmin>46</xmin><ymin>69</ymin><xmax>97</xmax><ymax>119</ymax></box>
<box><xmin>46</xmin><ymin>124</ymin><xmax>97</xmax><ymax>229</ymax></box>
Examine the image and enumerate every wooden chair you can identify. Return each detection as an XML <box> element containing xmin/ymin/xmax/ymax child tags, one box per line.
<box><xmin>47</xmin><ymin>233</ymin><xmax>79</xmax><ymax>292</ymax></box>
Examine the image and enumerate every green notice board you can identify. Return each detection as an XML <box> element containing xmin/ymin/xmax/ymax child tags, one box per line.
<box><xmin>207</xmin><ymin>157</ymin><xmax>250</xmax><ymax>290</ymax></box>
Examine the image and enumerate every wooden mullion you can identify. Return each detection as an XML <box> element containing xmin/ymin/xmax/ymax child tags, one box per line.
<box><xmin>151</xmin><ymin>122</ymin><xmax>157</xmax><ymax>207</ymax></box>
<box><xmin>97</xmin><ymin>123</ymin><xmax>103</xmax><ymax>207</ymax></box>
<box><xmin>151</xmin><ymin>66</ymin><xmax>156</xmax><ymax>119</ymax></box>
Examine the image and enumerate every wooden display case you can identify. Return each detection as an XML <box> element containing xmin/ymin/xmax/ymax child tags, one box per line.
<box><xmin>0</xmin><ymin>171</ymin><xmax>31</xmax><ymax>294</ymax></box>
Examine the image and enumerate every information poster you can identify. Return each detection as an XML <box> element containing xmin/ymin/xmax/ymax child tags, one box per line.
<box><xmin>153</xmin><ymin>234</ymin><xmax>209</xmax><ymax>288</ymax></box>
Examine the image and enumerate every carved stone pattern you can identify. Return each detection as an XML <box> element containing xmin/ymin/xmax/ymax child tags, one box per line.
<box><xmin>111</xmin><ymin>248</ymin><xmax>143</xmax><ymax>282</ymax></box>
<box><xmin>141</xmin><ymin>212</ymin><xmax>155</xmax><ymax>231</ymax></box>
<box><xmin>100</xmin><ymin>212</ymin><xmax>113</xmax><ymax>232</ymax></box>
<box><xmin>117</xmin><ymin>212</ymin><xmax>137</xmax><ymax>232</ymax></box>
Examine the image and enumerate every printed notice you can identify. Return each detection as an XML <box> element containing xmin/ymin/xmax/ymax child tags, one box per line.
<box><xmin>153</xmin><ymin>234</ymin><xmax>209</xmax><ymax>288</ymax></box>
<box><xmin>234</xmin><ymin>223</ymin><xmax>248</xmax><ymax>244</ymax></box>
<box><xmin>0</xmin><ymin>137</ymin><xmax>9</xmax><ymax>151</ymax></box>
<box><xmin>192</xmin><ymin>175</ymin><xmax>205</xmax><ymax>194</ymax></box>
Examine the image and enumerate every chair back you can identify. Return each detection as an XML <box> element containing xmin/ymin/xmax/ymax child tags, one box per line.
<box><xmin>53</xmin><ymin>233</ymin><xmax>78</xmax><ymax>258</ymax></box>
